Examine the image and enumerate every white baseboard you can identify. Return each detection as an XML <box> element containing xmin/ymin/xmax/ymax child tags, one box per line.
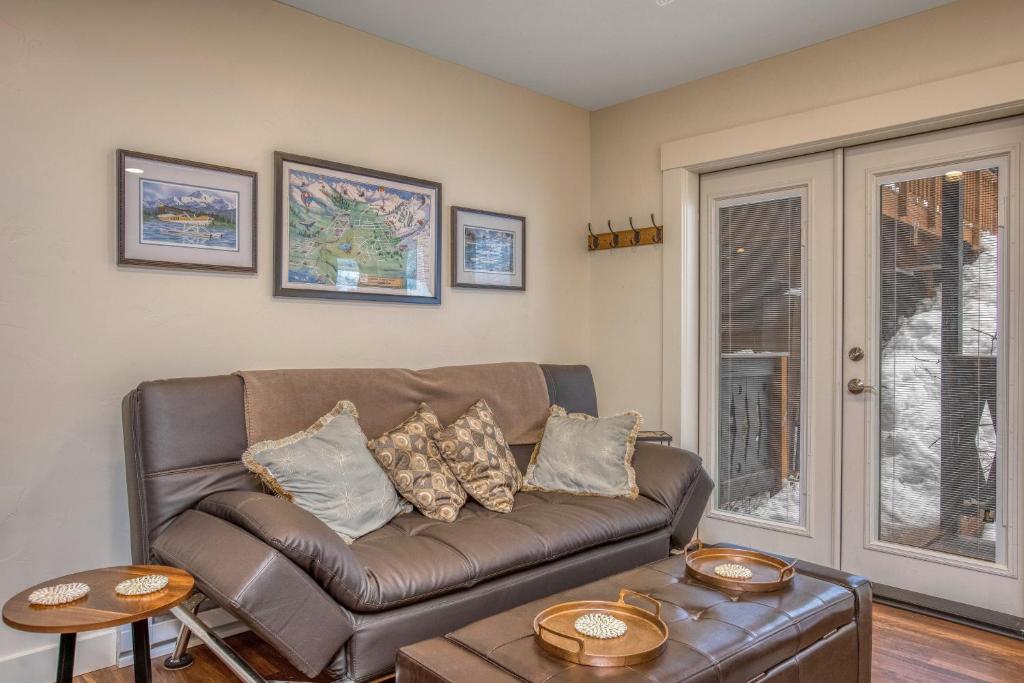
<box><xmin>0</xmin><ymin>608</ymin><xmax>246</xmax><ymax>681</ymax></box>
<box><xmin>0</xmin><ymin>629</ymin><xmax>117</xmax><ymax>682</ymax></box>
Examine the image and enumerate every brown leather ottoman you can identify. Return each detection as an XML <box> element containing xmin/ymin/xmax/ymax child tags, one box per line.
<box><xmin>396</xmin><ymin>551</ymin><xmax>871</xmax><ymax>682</ymax></box>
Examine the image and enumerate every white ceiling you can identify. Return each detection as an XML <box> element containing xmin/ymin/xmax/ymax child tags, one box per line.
<box><xmin>280</xmin><ymin>0</ymin><xmax>953</xmax><ymax>110</ymax></box>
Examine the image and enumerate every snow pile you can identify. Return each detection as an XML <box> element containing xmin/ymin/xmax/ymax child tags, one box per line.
<box><xmin>880</xmin><ymin>231</ymin><xmax>997</xmax><ymax>536</ymax></box>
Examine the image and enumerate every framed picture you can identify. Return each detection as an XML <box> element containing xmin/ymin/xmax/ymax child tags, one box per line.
<box><xmin>275</xmin><ymin>152</ymin><xmax>442</xmax><ymax>304</ymax></box>
<box><xmin>451</xmin><ymin>206</ymin><xmax>525</xmax><ymax>291</ymax></box>
<box><xmin>117</xmin><ymin>150</ymin><xmax>257</xmax><ymax>272</ymax></box>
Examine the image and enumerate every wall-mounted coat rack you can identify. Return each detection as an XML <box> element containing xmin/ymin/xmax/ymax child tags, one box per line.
<box><xmin>587</xmin><ymin>214</ymin><xmax>663</xmax><ymax>251</ymax></box>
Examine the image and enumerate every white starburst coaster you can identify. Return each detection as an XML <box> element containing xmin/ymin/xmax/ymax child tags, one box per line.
<box><xmin>574</xmin><ymin>612</ymin><xmax>627</xmax><ymax>639</ymax></box>
<box><xmin>714</xmin><ymin>562</ymin><xmax>753</xmax><ymax>580</ymax></box>
<box><xmin>115</xmin><ymin>574</ymin><xmax>169</xmax><ymax>596</ymax></box>
<box><xmin>28</xmin><ymin>583</ymin><xmax>90</xmax><ymax>606</ymax></box>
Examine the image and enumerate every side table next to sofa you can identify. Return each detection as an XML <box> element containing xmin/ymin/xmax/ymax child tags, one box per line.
<box><xmin>2</xmin><ymin>564</ymin><xmax>193</xmax><ymax>683</ymax></box>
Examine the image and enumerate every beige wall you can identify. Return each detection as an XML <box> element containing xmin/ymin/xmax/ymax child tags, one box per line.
<box><xmin>0</xmin><ymin>0</ymin><xmax>589</xmax><ymax>670</ymax></box>
<box><xmin>590</xmin><ymin>0</ymin><xmax>1024</xmax><ymax>422</ymax></box>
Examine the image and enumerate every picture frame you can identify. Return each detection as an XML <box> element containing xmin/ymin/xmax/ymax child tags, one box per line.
<box><xmin>275</xmin><ymin>151</ymin><xmax>442</xmax><ymax>304</ymax></box>
<box><xmin>117</xmin><ymin>149</ymin><xmax>257</xmax><ymax>272</ymax></box>
<box><xmin>451</xmin><ymin>206</ymin><xmax>526</xmax><ymax>291</ymax></box>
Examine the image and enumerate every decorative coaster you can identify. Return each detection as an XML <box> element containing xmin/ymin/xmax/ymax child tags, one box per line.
<box><xmin>714</xmin><ymin>562</ymin><xmax>753</xmax><ymax>580</ymax></box>
<box><xmin>28</xmin><ymin>583</ymin><xmax>90</xmax><ymax>606</ymax></box>
<box><xmin>574</xmin><ymin>612</ymin><xmax>628</xmax><ymax>639</ymax></box>
<box><xmin>115</xmin><ymin>574</ymin><xmax>169</xmax><ymax>596</ymax></box>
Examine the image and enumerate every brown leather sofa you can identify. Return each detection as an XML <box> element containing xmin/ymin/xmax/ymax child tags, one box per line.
<box><xmin>122</xmin><ymin>363</ymin><xmax>713</xmax><ymax>682</ymax></box>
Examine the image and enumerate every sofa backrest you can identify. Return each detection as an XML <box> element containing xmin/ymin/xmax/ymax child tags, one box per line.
<box><xmin>122</xmin><ymin>363</ymin><xmax>597</xmax><ymax>563</ymax></box>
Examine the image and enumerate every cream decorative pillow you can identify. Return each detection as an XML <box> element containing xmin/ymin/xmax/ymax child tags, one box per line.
<box><xmin>241</xmin><ymin>400</ymin><xmax>411</xmax><ymax>542</ymax></box>
<box><xmin>432</xmin><ymin>399</ymin><xmax>522</xmax><ymax>513</ymax></box>
<box><xmin>368</xmin><ymin>403</ymin><xmax>467</xmax><ymax>522</ymax></box>
<box><xmin>523</xmin><ymin>406</ymin><xmax>642</xmax><ymax>499</ymax></box>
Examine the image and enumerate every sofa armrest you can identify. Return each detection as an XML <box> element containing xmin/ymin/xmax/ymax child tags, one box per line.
<box><xmin>196</xmin><ymin>490</ymin><xmax>369</xmax><ymax>608</ymax></box>
<box><xmin>153</xmin><ymin>509</ymin><xmax>353</xmax><ymax>677</ymax></box>
<box><xmin>632</xmin><ymin>442</ymin><xmax>714</xmax><ymax>548</ymax></box>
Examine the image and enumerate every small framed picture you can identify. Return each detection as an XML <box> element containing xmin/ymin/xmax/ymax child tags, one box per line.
<box><xmin>117</xmin><ymin>150</ymin><xmax>257</xmax><ymax>272</ymax></box>
<box><xmin>451</xmin><ymin>206</ymin><xmax>525</xmax><ymax>291</ymax></box>
<box><xmin>275</xmin><ymin>152</ymin><xmax>442</xmax><ymax>304</ymax></box>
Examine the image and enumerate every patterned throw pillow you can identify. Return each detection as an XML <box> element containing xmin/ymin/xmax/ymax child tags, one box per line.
<box><xmin>241</xmin><ymin>400</ymin><xmax>411</xmax><ymax>542</ymax></box>
<box><xmin>432</xmin><ymin>399</ymin><xmax>523</xmax><ymax>513</ymax></box>
<box><xmin>368</xmin><ymin>403</ymin><xmax>467</xmax><ymax>522</ymax></box>
<box><xmin>523</xmin><ymin>406</ymin><xmax>643</xmax><ymax>499</ymax></box>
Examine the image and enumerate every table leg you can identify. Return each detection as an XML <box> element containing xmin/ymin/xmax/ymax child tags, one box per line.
<box><xmin>131</xmin><ymin>619</ymin><xmax>151</xmax><ymax>683</ymax></box>
<box><xmin>56</xmin><ymin>632</ymin><xmax>76</xmax><ymax>683</ymax></box>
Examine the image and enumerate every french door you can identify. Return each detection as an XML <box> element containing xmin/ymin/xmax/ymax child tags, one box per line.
<box><xmin>699</xmin><ymin>152</ymin><xmax>840</xmax><ymax>566</ymax></box>
<box><xmin>842</xmin><ymin>118</ymin><xmax>1024</xmax><ymax>618</ymax></box>
<box><xmin>698</xmin><ymin>117</ymin><xmax>1024</xmax><ymax>620</ymax></box>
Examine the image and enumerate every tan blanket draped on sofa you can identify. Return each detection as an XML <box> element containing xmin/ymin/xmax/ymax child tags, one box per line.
<box><xmin>236</xmin><ymin>362</ymin><xmax>551</xmax><ymax>446</ymax></box>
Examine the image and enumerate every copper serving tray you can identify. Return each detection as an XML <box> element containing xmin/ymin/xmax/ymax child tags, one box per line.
<box><xmin>683</xmin><ymin>540</ymin><xmax>796</xmax><ymax>593</ymax></box>
<box><xmin>533</xmin><ymin>589</ymin><xmax>668</xmax><ymax>667</ymax></box>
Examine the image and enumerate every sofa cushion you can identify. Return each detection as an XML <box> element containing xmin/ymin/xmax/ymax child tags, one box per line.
<box><xmin>523</xmin><ymin>406</ymin><xmax>643</xmax><ymax>499</ymax></box>
<box><xmin>368</xmin><ymin>404</ymin><xmax>467</xmax><ymax>522</ymax></box>
<box><xmin>347</xmin><ymin>490</ymin><xmax>671</xmax><ymax>611</ymax></box>
<box><xmin>432</xmin><ymin>399</ymin><xmax>522</xmax><ymax>513</ymax></box>
<box><xmin>241</xmin><ymin>400</ymin><xmax>410</xmax><ymax>542</ymax></box>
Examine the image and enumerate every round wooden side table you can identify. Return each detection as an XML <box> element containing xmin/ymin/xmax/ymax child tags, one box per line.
<box><xmin>2</xmin><ymin>564</ymin><xmax>194</xmax><ymax>683</ymax></box>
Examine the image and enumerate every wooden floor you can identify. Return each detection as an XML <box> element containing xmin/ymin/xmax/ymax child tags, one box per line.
<box><xmin>74</xmin><ymin>604</ymin><xmax>1024</xmax><ymax>682</ymax></box>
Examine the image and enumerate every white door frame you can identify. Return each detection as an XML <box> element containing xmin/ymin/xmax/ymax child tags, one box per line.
<box><xmin>660</xmin><ymin>60</ymin><xmax>1024</xmax><ymax>569</ymax></box>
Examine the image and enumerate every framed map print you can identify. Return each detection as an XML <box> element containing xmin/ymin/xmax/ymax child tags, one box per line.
<box><xmin>275</xmin><ymin>152</ymin><xmax>441</xmax><ymax>304</ymax></box>
<box><xmin>451</xmin><ymin>206</ymin><xmax>525</xmax><ymax>291</ymax></box>
<box><xmin>117</xmin><ymin>150</ymin><xmax>257</xmax><ymax>272</ymax></box>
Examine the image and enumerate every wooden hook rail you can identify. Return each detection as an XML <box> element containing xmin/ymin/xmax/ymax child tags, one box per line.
<box><xmin>587</xmin><ymin>213</ymin><xmax>663</xmax><ymax>251</ymax></box>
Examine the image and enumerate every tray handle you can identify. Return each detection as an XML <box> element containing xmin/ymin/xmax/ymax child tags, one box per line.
<box><xmin>537</xmin><ymin>622</ymin><xmax>586</xmax><ymax>655</ymax></box>
<box><xmin>780</xmin><ymin>559</ymin><xmax>797</xmax><ymax>582</ymax></box>
<box><xmin>618</xmin><ymin>588</ymin><xmax>662</xmax><ymax>619</ymax></box>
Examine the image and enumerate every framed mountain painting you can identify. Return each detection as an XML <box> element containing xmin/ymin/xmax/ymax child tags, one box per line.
<box><xmin>117</xmin><ymin>150</ymin><xmax>257</xmax><ymax>272</ymax></box>
<box><xmin>274</xmin><ymin>152</ymin><xmax>442</xmax><ymax>304</ymax></box>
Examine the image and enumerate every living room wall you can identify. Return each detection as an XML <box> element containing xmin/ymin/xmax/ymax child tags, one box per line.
<box><xmin>0</xmin><ymin>0</ymin><xmax>589</xmax><ymax>674</ymax></box>
<box><xmin>589</xmin><ymin>0</ymin><xmax>1024</xmax><ymax>426</ymax></box>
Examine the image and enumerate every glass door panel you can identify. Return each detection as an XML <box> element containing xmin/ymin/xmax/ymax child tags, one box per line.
<box><xmin>717</xmin><ymin>192</ymin><xmax>803</xmax><ymax>527</ymax></box>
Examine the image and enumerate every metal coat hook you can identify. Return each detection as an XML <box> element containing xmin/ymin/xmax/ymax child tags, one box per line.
<box><xmin>607</xmin><ymin>220</ymin><xmax>618</xmax><ymax>247</ymax></box>
<box><xmin>651</xmin><ymin>213</ymin><xmax>662</xmax><ymax>242</ymax></box>
<box><xmin>587</xmin><ymin>223</ymin><xmax>598</xmax><ymax>250</ymax></box>
<box><xmin>628</xmin><ymin>217</ymin><xmax>641</xmax><ymax>245</ymax></box>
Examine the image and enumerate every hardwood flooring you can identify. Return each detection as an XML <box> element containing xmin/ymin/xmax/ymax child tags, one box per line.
<box><xmin>74</xmin><ymin>604</ymin><xmax>1024</xmax><ymax>682</ymax></box>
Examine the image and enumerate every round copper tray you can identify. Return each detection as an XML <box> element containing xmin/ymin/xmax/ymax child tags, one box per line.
<box><xmin>533</xmin><ymin>589</ymin><xmax>668</xmax><ymax>667</ymax></box>
<box><xmin>683</xmin><ymin>540</ymin><xmax>796</xmax><ymax>593</ymax></box>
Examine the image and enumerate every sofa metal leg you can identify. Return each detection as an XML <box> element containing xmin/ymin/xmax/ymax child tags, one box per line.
<box><xmin>163</xmin><ymin>593</ymin><xmax>203</xmax><ymax>670</ymax></box>
<box><xmin>170</xmin><ymin>597</ymin><xmax>308</xmax><ymax>683</ymax></box>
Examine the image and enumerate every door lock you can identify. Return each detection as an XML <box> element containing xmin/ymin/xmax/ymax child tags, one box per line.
<box><xmin>847</xmin><ymin>378</ymin><xmax>875</xmax><ymax>394</ymax></box>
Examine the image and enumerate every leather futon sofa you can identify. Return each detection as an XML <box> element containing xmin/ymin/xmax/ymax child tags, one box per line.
<box><xmin>121</xmin><ymin>363</ymin><xmax>713</xmax><ymax>681</ymax></box>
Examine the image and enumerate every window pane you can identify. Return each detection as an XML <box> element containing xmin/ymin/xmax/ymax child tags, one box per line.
<box><xmin>717</xmin><ymin>193</ymin><xmax>803</xmax><ymax>525</ymax></box>
<box><xmin>878</xmin><ymin>166</ymin><xmax>1000</xmax><ymax>562</ymax></box>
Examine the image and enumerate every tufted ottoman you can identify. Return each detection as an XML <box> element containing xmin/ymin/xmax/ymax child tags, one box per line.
<box><xmin>396</xmin><ymin>549</ymin><xmax>871</xmax><ymax>682</ymax></box>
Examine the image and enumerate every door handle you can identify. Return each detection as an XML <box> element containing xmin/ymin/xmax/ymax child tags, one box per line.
<box><xmin>847</xmin><ymin>378</ymin><xmax>875</xmax><ymax>394</ymax></box>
